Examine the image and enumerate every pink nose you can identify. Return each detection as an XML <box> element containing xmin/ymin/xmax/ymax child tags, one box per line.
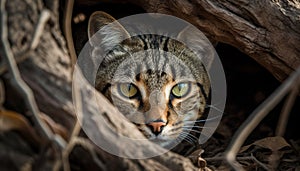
<box><xmin>147</xmin><ymin>121</ymin><xmax>166</xmax><ymax>135</ymax></box>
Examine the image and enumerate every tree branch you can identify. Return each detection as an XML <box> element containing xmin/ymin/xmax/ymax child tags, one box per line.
<box><xmin>111</xmin><ymin>0</ymin><xmax>300</xmax><ymax>81</ymax></box>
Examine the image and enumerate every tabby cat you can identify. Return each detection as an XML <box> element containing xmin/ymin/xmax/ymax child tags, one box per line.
<box><xmin>88</xmin><ymin>11</ymin><xmax>212</xmax><ymax>148</ymax></box>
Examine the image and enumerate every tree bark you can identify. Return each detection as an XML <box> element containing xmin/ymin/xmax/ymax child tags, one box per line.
<box><xmin>2</xmin><ymin>0</ymin><xmax>299</xmax><ymax>170</ymax></box>
<box><xmin>0</xmin><ymin>0</ymin><xmax>204</xmax><ymax>170</ymax></box>
<box><xmin>111</xmin><ymin>0</ymin><xmax>300</xmax><ymax>81</ymax></box>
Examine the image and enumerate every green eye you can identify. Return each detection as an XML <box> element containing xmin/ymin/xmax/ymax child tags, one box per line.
<box><xmin>171</xmin><ymin>82</ymin><xmax>190</xmax><ymax>98</ymax></box>
<box><xmin>118</xmin><ymin>83</ymin><xmax>138</xmax><ymax>98</ymax></box>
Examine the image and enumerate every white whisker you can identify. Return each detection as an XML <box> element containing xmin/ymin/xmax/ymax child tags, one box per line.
<box><xmin>177</xmin><ymin>133</ymin><xmax>197</xmax><ymax>145</ymax></box>
<box><xmin>182</xmin><ymin>128</ymin><xmax>202</xmax><ymax>134</ymax></box>
<box><xmin>181</xmin><ymin>131</ymin><xmax>199</xmax><ymax>140</ymax></box>
<box><xmin>206</xmin><ymin>104</ymin><xmax>227</xmax><ymax>115</ymax></box>
<box><xmin>182</xmin><ymin>125</ymin><xmax>214</xmax><ymax>129</ymax></box>
<box><xmin>184</xmin><ymin>115</ymin><xmax>222</xmax><ymax>123</ymax></box>
<box><xmin>177</xmin><ymin>135</ymin><xmax>194</xmax><ymax>145</ymax></box>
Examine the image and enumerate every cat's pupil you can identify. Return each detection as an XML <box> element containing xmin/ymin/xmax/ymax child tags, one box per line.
<box><xmin>171</xmin><ymin>82</ymin><xmax>189</xmax><ymax>98</ymax></box>
<box><xmin>119</xmin><ymin>83</ymin><xmax>138</xmax><ymax>98</ymax></box>
<box><xmin>127</xmin><ymin>84</ymin><xmax>132</xmax><ymax>91</ymax></box>
<box><xmin>178</xmin><ymin>84</ymin><xmax>184</xmax><ymax>91</ymax></box>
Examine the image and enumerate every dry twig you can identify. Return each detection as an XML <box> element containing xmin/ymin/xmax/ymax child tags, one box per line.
<box><xmin>30</xmin><ymin>9</ymin><xmax>51</xmax><ymax>50</ymax></box>
<box><xmin>63</xmin><ymin>0</ymin><xmax>77</xmax><ymax>69</ymax></box>
<box><xmin>276</xmin><ymin>85</ymin><xmax>299</xmax><ymax>136</ymax></box>
<box><xmin>0</xmin><ymin>0</ymin><xmax>66</xmax><ymax>149</ymax></box>
<box><xmin>225</xmin><ymin>66</ymin><xmax>300</xmax><ymax>171</ymax></box>
<box><xmin>61</xmin><ymin>137</ymin><xmax>106</xmax><ymax>171</ymax></box>
<box><xmin>0</xmin><ymin>8</ymin><xmax>51</xmax><ymax>75</ymax></box>
<box><xmin>238</xmin><ymin>154</ymin><xmax>269</xmax><ymax>170</ymax></box>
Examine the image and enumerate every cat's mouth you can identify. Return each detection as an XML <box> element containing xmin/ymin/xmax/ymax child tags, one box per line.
<box><xmin>149</xmin><ymin>135</ymin><xmax>166</xmax><ymax>141</ymax></box>
<box><xmin>149</xmin><ymin>135</ymin><xmax>174</xmax><ymax>144</ymax></box>
<box><xmin>149</xmin><ymin>136</ymin><xmax>178</xmax><ymax>148</ymax></box>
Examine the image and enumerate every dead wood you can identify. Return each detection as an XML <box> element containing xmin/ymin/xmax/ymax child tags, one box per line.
<box><xmin>1</xmin><ymin>0</ymin><xmax>300</xmax><ymax>170</ymax></box>
<box><xmin>103</xmin><ymin>0</ymin><xmax>300</xmax><ymax>81</ymax></box>
<box><xmin>0</xmin><ymin>0</ymin><xmax>203</xmax><ymax>170</ymax></box>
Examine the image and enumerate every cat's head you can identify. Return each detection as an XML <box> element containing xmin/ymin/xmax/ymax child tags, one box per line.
<box><xmin>88</xmin><ymin>11</ymin><xmax>212</xmax><ymax>148</ymax></box>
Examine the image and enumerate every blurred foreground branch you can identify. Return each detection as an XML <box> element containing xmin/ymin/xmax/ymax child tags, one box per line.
<box><xmin>0</xmin><ymin>0</ymin><xmax>206</xmax><ymax>170</ymax></box>
<box><xmin>225</xmin><ymin>66</ymin><xmax>300</xmax><ymax>170</ymax></box>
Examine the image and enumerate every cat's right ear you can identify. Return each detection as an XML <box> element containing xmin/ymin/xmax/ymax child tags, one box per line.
<box><xmin>88</xmin><ymin>11</ymin><xmax>130</xmax><ymax>49</ymax></box>
<box><xmin>177</xmin><ymin>26</ymin><xmax>215</xmax><ymax>70</ymax></box>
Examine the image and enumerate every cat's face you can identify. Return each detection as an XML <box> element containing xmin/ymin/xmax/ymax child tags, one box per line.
<box><xmin>88</xmin><ymin>12</ymin><xmax>211</xmax><ymax>147</ymax></box>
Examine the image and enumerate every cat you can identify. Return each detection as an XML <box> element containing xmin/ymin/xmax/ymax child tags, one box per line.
<box><xmin>87</xmin><ymin>11</ymin><xmax>212</xmax><ymax>149</ymax></box>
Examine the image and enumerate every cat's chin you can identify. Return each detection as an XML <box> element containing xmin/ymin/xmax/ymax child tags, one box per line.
<box><xmin>149</xmin><ymin>137</ymin><xmax>177</xmax><ymax>148</ymax></box>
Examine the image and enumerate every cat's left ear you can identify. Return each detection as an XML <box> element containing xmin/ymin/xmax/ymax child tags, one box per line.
<box><xmin>88</xmin><ymin>11</ymin><xmax>130</xmax><ymax>49</ymax></box>
<box><xmin>177</xmin><ymin>26</ymin><xmax>215</xmax><ymax>70</ymax></box>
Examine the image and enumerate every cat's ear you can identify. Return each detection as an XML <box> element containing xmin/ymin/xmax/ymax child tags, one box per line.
<box><xmin>88</xmin><ymin>11</ymin><xmax>130</xmax><ymax>49</ymax></box>
<box><xmin>177</xmin><ymin>26</ymin><xmax>215</xmax><ymax>70</ymax></box>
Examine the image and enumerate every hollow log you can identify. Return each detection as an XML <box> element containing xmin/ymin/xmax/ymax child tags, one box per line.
<box><xmin>1</xmin><ymin>0</ymin><xmax>300</xmax><ymax>170</ymax></box>
<box><xmin>0</xmin><ymin>0</ymin><xmax>203</xmax><ymax>170</ymax></box>
<box><xmin>105</xmin><ymin>0</ymin><xmax>300</xmax><ymax>81</ymax></box>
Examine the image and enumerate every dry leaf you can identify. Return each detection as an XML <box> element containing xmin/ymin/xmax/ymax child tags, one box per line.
<box><xmin>0</xmin><ymin>110</ymin><xmax>31</xmax><ymax>132</ymax></box>
<box><xmin>188</xmin><ymin>148</ymin><xmax>213</xmax><ymax>170</ymax></box>
<box><xmin>188</xmin><ymin>148</ymin><xmax>204</xmax><ymax>164</ymax></box>
<box><xmin>39</xmin><ymin>112</ymin><xmax>68</xmax><ymax>140</ymax></box>
<box><xmin>240</xmin><ymin>136</ymin><xmax>290</xmax><ymax>153</ymax></box>
<box><xmin>0</xmin><ymin>109</ymin><xmax>41</xmax><ymax>145</ymax></box>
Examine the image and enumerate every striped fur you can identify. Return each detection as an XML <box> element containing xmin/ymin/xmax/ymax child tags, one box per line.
<box><xmin>88</xmin><ymin>12</ymin><xmax>211</xmax><ymax>147</ymax></box>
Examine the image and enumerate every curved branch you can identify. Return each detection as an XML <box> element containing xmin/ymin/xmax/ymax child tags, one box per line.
<box><xmin>120</xmin><ymin>0</ymin><xmax>300</xmax><ymax>81</ymax></box>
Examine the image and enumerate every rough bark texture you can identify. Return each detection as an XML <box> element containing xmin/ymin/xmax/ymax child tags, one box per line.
<box><xmin>1</xmin><ymin>0</ymin><xmax>300</xmax><ymax>170</ymax></box>
<box><xmin>103</xmin><ymin>0</ymin><xmax>300</xmax><ymax>81</ymax></box>
<box><xmin>0</xmin><ymin>0</ymin><xmax>202</xmax><ymax>170</ymax></box>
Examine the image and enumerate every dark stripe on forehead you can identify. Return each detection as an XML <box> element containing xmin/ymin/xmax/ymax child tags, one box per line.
<box><xmin>138</xmin><ymin>35</ymin><xmax>148</xmax><ymax>50</ymax></box>
<box><xmin>161</xmin><ymin>37</ymin><xmax>169</xmax><ymax>72</ymax></box>
<box><xmin>158</xmin><ymin>36</ymin><xmax>164</xmax><ymax>49</ymax></box>
<box><xmin>153</xmin><ymin>35</ymin><xmax>160</xmax><ymax>49</ymax></box>
<box><xmin>147</xmin><ymin>34</ymin><xmax>154</xmax><ymax>49</ymax></box>
<box><xmin>163</xmin><ymin>37</ymin><xmax>169</xmax><ymax>51</ymax></box>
